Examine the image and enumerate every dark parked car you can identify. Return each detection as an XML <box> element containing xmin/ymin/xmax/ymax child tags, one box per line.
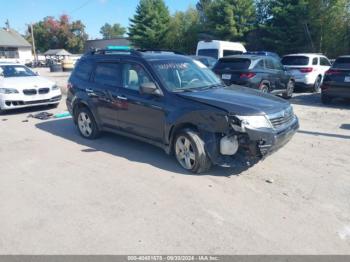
<box><xmin>67</xmin><ymin>48</ymin><xmax>299</xmax><ymax>173</ymax></box>
<box><xmin>189</xmin><ymin>55</ymin><xmax>217</xmax><ymax>69</ymax></box>
<box><xmin>321</xmin><ymin>56</ymin><xmax>350</xmax><ymax>104</ymax></box>
<box><xmin>213</xmin><ymin>55</ymin><xmax>295</xmax><ymax>99</ymax></box>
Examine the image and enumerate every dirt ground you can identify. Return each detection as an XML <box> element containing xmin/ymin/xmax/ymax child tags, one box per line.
<box><xmin>0</xmin><ymin>70</ymin><xmax>349</xmax><ymax>254</ymax></box>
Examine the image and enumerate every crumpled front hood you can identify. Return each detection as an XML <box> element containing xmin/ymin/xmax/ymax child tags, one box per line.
<box><xmin>177</xmin><ymin>85</ymin><xmax>290</xmax><ymax>116</ymax></box>
<box><xmin>0</xmin><ymin>76</ymin><xmax>55</xmax><ymax>91</ymax></box>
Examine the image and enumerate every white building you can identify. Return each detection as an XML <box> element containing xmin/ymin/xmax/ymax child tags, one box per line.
<box><xmin>0</xmin><ymin>26</ymin><xmax>32</xmax><ymax>65</ymax></box>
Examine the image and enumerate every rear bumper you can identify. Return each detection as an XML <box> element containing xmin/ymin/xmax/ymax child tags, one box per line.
<box><xmin>322</xmin><ymin>84</ymin><xmax>350</xmax><ymax>98</ymax></box>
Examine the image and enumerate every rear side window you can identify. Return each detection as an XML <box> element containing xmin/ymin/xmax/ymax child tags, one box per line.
<box><xmin>198</xmin><ymin>49</ymin><xmax>219</xmax><ymax>59</ymax></box>
<box><xmin>94</xmin><ymin>63</ymin><xmax>121</xmax><ymax>87</ymax></box>
<box><xmin>333</xmin><ymin>57</ymin><xmax>350</xmax><ymax>69</ymax></box>
<box><xmin>320</xmin><ymin>57</ymin><xmax>331</xmax><ymax>66</ymax></box>
<box><xmin>312</xmin><ymin>57</ymin><xmax>318</xmax><ymax>65</ymax></box>
<box><xmin>223</xmin><ymin>50</ymin><xmax>244</xmax><ymax>56</ymax></box>
<box><xmin>215</xmin><ymin>58</ymin><xmax>251</xmax><ymax>70</ymax></box>
<box><xmin>254</xmin><ymin>60</ymin><xmax>265</xmax><ymax>69</ymax></box>
<box><xmin>265</xmin><ymin>59</ymin><xmax>275</xmax><ymax>70</ymax></box>
<box><xmin>281</xmin><ymin>56</ymin><xmax>309</xmax><ymax>66</ymax></box>
<box><xmin>74</xmin><ymin>60</ymin><xmax>93</xmax><ymax>81</ymax></box>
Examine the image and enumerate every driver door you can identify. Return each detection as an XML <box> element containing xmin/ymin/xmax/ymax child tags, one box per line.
<box><xmin>116</xmin><ymin>62</ymin><xmax>166</xmax><ymax>142</ymax></box>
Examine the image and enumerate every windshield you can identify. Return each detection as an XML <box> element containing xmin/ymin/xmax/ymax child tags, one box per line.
<box><xmin>198</xmin><ymin>49</ymin><xmax>219</xmax><ymax>59</ymax></box>
<box><xmin>281</xmin><ymin>56</ymin><xmax>309</xmax><ymax>66</ymax></box>
<box><xmin>151</xmin><ymin>59</ymin><xmax>222</xmax><ymax>92</ymax></box>
<box><xmin>0</xmin><ymin>65</ymin><xmax>37</xmax><ymax>78</ymax></box>
<box><xmin>333</xmin><ymin>58</ymin><xmax>350</xmax><ymax>69</ymax></box>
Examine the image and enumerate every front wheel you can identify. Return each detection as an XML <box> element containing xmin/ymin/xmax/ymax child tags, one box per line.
<box><xmin>75</xmin><ymin>107</ymin><xmax>100</xmax><ymax>139</ymax></box>
<box><xmin>283</xmin><ymin>80</ymin><xmax>294</xmax><ymax>99</ymax></box>
<box><xmin>174</xmin><ymin>129</ymin><xmax>212</xmax><ymax>174</ymax></box>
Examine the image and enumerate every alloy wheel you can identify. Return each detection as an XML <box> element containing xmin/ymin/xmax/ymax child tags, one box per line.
<box><xmin>175</xmin><ymin>136</ymin><xmax>196</xmax><ymax>170</ymax></box>
<box><xmin>78</xmin><ymin>112</ymin><xmax>93</xmax><ymax>137</ymax></box>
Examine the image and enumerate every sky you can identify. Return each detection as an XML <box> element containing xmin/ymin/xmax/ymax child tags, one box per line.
<box><xmin>1</xmin><ymin>0</ymin><xmax>197</xmax><ymax>39</ymax></box>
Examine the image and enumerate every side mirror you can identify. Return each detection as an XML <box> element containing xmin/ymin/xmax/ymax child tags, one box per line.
<box><xmin>140</xmin><ymin>82</ymin><xmax>163</xmax><ymax>96</ymax></box>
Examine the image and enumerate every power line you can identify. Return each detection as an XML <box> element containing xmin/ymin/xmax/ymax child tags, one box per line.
<box><xmin>70</xmin><ymin>0</ymin><xmax>93</xmax><ymax>15</ymax></box>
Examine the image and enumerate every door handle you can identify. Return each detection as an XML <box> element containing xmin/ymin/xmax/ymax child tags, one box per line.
<box><xmin>85</xmin><ymin>88</ymin><xmax>94</xmax><ymax>93</ymax></box>
<box><xmin>117</xmin><ymin>95</ymin><xmax>128</xmax><ymax>101</ymax></box>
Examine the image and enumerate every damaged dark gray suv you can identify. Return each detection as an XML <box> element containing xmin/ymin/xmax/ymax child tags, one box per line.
<box><xmin>66</xmin><ymin>48</ymin><xmax>299</xmax><ymax>173</ymax></box>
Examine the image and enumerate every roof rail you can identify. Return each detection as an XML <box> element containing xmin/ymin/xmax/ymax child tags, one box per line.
<box><xmin>136</xmin><ymin>49</ymin><xmax>186</xmax><ymax>55</ymax></box>
<box><xmin>88</xmin><ymin>48</ymin><xmax>142</xmax><ymax>56</ymax></box>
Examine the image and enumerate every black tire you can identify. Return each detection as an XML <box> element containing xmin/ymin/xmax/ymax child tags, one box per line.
<box><xmin>283</xmin><ymin>80</ymin><xmax>294</xmax><ymax>99</ymax></box>
<box><xmin>174</xmin><ymin>129</ymin><xmax>212</xmax><ymax>174</ymax></box>
<box><xmin>75</xmin><ymin>107</ymin><xmax>100</xmax><ymax>139</ymax></box>
<box><xmin>313</xmin><ymin>76</ymin><xmax>322</xmax><ymax>93</ymax></box>
<box><xmin>260</xmin><ymin>83</ymin><xmax>269</xmax><ymax>93</ymax></box>
<box><xmin>321</xmin><ymin>93</ymin><xmax>332</xmax><ymax>104</ymax></box>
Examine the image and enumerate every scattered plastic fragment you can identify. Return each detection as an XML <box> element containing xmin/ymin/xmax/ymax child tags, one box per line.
<box><xmin>265</xmin><ymin>179</ymin><xmax>274</xmax><ymax>184</ymax></box>
<box><xmin>54</xmin><ymin>112</ymin><xmax>71</xmax><ymax>118</ymax></box>
<box><xmin>28</xmin><ymin>112</ymin><xmax>53</xmax><ymax>120</ymax></box>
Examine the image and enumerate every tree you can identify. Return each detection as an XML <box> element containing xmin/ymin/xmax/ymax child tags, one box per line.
<box><xmin>128</xmin><ymin>0</ymin><xmax>170</xmax><ymax>49</ymax></box>
<box><xmin>26</xmin><ymin>15</ymin><xmax>88</xmax><ymax>53</ymax></box>
<box><xmin>204</xmin><ymin>0</ymin><xmax>256</xmax><ymax>41</ymax></box>
<box><xmin>258</xmin><ymin>0</ymin><xmax>311</xmax><ymax>55</ymax></box>
<box><xmin>100</xmin><ymin>23</ymin><xmax>126</xmax><ymax>39</ymax></box>
<box><xmin>165</xmin><ymin>8</ymin><xmax>201</xmax><ymax>54</ymax></box>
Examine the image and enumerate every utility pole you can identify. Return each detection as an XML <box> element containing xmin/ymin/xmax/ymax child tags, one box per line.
<box><xmin>30</xmin><ymin>23</ymin><xmax>37</xmax><ymax>64</ymax></box>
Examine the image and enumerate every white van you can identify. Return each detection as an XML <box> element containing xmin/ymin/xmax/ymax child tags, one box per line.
<box><xmin>196</xmin><ymin>40</ymin><xmax>247</xmax><ymax>60</ymax></box>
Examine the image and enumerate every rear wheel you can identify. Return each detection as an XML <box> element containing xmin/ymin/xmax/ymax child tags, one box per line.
<box><xmin>174</xmin><ymin>129</ymin><xmax>212</xmax><ymax>174</ymax></box>
<box><xmin>260</xmin><ymin>84</ymin><xmax>269</xmax><ymax>93</ymax></box>
<box><xmin>313</xmin><ymin>76</ymin><xmax>322</xmax><ymax>93</ymax></box>
<box><xmin>283</xmin><ymin>80</ymin><xmax>294</xmax><ymax>99</ymax></box>
<box><xmin>75</xmin><ymin>107</ymin><xmax>100</xmax><ymax>139</ymax></box>
<box><xmin>321</xmin><ymin>93</ymin><xmax>332</xmax><ymax>104</ymax></box>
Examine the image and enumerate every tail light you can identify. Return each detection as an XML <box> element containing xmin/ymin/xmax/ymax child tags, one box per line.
<box><xmin>299</xmin><ymin>67</ymin><xmax>313</xmax><ymax>73</ymax></box>
<box><xmin>325</xmin><ymin>69</ymin><xmax>341</xmax><ymax>76</ymax></box>
<box><xmin>240</xmin><ymin>72</ymin><xmax>256</xmax><ymax>79</ymax></box>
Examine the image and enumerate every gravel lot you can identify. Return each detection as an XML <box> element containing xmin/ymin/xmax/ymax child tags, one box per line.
<box><xmin>0</xmin><ymin>70</ymin><xmax>349</xmax><ymax>254</ymax></box>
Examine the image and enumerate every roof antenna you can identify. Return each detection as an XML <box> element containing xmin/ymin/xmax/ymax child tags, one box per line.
<box><xmin>5</xmin><ymin>19</ymin><xmax>10</xmax><ymax>31</ymax></box>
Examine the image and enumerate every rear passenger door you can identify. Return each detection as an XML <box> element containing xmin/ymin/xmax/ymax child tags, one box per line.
<box><xmin>264</xmin><ymin>58</ymin><xmax>280</xmax><ymax>91</ymax></box>
<box><xmin>116</xmin><ymin>62</ymin><xmax>166</xmax><ymax>142</ymax></box>
<box><xmin>90</xmin><ymin>62</ymin><xmax>122</xmax><ymax>128</ymax></box>
<box><xmin>273</xmin><ymin>58</ymin><xmax>289</xmax><ymax>90</ymax></box>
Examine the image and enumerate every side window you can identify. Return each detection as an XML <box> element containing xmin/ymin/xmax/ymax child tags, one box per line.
<box><xmin>320</xmin><ymin>57</ymin><xmax>331</xmax><ymax>66</ymax></box>
<box><xmin>94</xmin><ymin>63</ymin><xmax>121</xmax><ymax>87</ymax></box>
<box><xmin>122</xmin><ymin>63</ymin><xmax>152</xmax><ymax>91</ymax></box>
<box><xmin>265</xmin><ymin>59</ymin><xmax>275</xmax><ymax>70</ymax></box>
<box><xmin>75</xmin><ymin>60</ymin><xmax>93</xmax><ymax>81</ymax></box>
<box><xmin>272</xmin><ymin>59</ymin><xmax>283</xmax><ymax>70</ymax></box>
<box><xmin>223</xmin><ymin>50</ymin><xmax>243</xmax><ymax>56</ymax></box>
<box><xmin>255</xmin><ymin>60</ymin><xmax>265</xmax><ymax>69</ymax></box>
<box><xmin>312</xmin><ymin>57</ymin><xmax>319</xmax><ymax>65</ymax></box>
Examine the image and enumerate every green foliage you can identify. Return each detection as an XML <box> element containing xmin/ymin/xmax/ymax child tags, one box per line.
<box><xmin>165</xmin><ymin>8</ymin><xmax>201</xmax><ymax>54</ymax></box>
<box><xmin>100</xmin><ymin>23</ymin><xmax>126</xmax><ymax>39</ymax></box>
<box><xmin>128</xmin><ymin>0</ymin><xmax>170</xmax><ymax>49</ymax></box>
<box><xmin>205</xmin><ymin>0</ymin><xmax>256</xmax><ymax>41</ymax></box>
<box><xmin>26</xmin><ymin>15</ymin><xmax>88</xmax><ymax>54</ymax></box>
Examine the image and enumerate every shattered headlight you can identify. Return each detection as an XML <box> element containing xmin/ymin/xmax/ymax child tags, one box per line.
<box><xmin>237</xmin><ymin>115</ymin><xmax>273</xmax><ymax>130</ymax></box>
<box><xmin>0</xmin><ymin>88</ymin><xmax>19</xmax><ymax>94</ymax></box>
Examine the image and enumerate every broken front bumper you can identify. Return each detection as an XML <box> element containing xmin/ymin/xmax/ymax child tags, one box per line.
<box><xmin>210</xmin><ymin>117</ymin><xmax>299</xmax><ymax>168</ymax></box>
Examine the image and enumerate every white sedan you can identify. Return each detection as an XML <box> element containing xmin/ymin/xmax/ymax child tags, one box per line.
<box><xmin>0</xmin><ymin>63</ymin><xmax>61</xmax><ymax>112</ymax></box>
